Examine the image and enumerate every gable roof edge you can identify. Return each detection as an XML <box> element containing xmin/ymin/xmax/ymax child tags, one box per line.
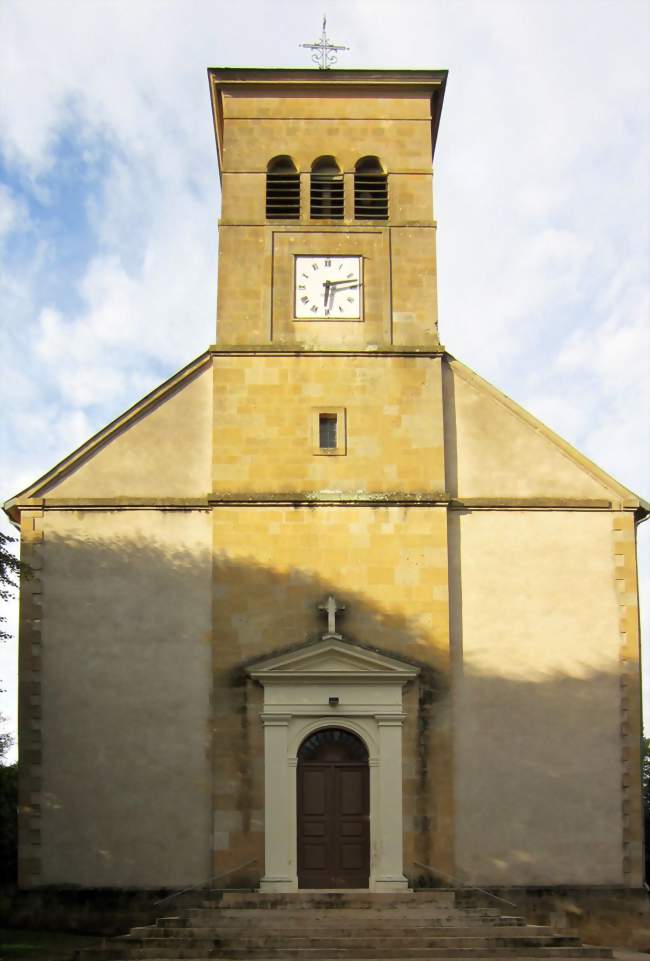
<box><xmin>447</xmin><ymin>355</ymin><xmax>649</xmax><ymax>519</ymax></box>
<box><xmin>3</xmin><ymin>350</ymin><xmax>212</xmax><ymax>524</ymax></box>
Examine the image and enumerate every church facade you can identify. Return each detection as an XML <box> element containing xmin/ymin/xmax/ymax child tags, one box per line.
<box><xmin>5</xmin><ymin>68</ymin><xmax>646</xmax><ymax>894</ymax></box>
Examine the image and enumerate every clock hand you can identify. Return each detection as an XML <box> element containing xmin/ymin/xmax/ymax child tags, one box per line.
<box><xmin>323</xmin><ymin>280</ymin><xmax>331</xmax><ymax>308</ymax></box>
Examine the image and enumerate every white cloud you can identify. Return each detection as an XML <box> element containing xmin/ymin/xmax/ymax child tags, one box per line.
<box><xmin>0</xmin><ymin>0</ymin><xmax>648</xmax><ymax>742</ymax></box>
<box><xmin>0</xmin><ymin>183</ymin><xmax>25</xmax><ymax>239</ymax></box>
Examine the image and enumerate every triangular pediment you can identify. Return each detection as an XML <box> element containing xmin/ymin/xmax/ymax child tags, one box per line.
<box><xmin>246</xmin><ymin>637</ymin><xmax>419</xmax><ymax>684</ymax></box>
<box><xmin>447</xmin><ymin>357</ymin><xmax>648</xmax><ymax>511</ymax></box>
<box><xmin>3</xmin><ymin>353</ymin><xmax>212</xmax><ymax>520</ymax></box>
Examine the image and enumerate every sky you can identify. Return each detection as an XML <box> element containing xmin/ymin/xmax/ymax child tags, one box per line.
<box><xmin>0</xmin><ymin>0</ymin><xmax>648</xmax><ymax>761</ymax></box>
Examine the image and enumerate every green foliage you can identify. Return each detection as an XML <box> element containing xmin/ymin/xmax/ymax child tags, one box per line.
<box><xmin>0</xmin><ymin>726</ymin><xmax>12</xmax><ymax>763</ymax></box>
<box><xmin>1</xmin><ymin>531</ymin><xmax>22</xmax><ymax>883</ymax></box>
<box><xmin>0</xmin><ymin>761</ymin><xmax>17</xmax><ymax>884</ymax></box>
<box><xmin>1</xmin><ymin>530</ymin><xmax>27</xmax><ymax>645</ymax></box>
<box><xmin>0</xmin><ymin>926</ymin><xmax>99</xmax><ymax>959</ymax></box>
<box><xmin>642</xmin><ymin>735</ymin><xmax>650</xmax><ymax>883</ymax></box>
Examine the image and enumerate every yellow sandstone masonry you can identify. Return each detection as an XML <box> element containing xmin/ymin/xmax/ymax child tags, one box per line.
<box><xmin>210</xmin><ymin>504</ymin><xmax>453</xmax><ymax>877</ymax></box>
<box><xmin>212</xmin><ymin>354</ymin><xmax>446</xmax><ymax>494</ymax></box>
<box><xmin>613</xmin><ymin>511</ymin><xmax>644</xmax><ymax>885</ymax></box>
<box><xmin>212</xmin><ymin>71</ymin><xmax>442</xmax><ymax>346</ymax></box>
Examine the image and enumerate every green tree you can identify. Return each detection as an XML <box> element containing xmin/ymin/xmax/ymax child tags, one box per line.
<box><xmin>1</xmin><ymin>530</ymin><xmax>23</xmax><ymax>884</ymax></box>
<box><xmin>0</xmin><ymin>760</ymin><xmax>17</xmax><ymax>883</ymax></box>
<box><xmin>1</xmin><ymin>528</ymin><xmax>23</xmax><ymax>757</ymax></box>
<box><xmin>1</xmin><ymin>530</ymin><xmax>24</xmax><ymax>644</ymax></box>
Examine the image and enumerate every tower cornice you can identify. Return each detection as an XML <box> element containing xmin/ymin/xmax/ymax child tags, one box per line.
<box><xmin>207</xmin><ymin>67</ymin><xmax>448</xmax><ymax>180</ymax></box>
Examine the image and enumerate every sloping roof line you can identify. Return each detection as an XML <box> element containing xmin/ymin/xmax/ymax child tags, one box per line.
<box><xmin>4</xmin><ymin>349</ymin><xmax>647</xmax><ymax>524</ymax></box>
<box><xmin>3</xmin><ymin>351</ymin><xmax>212</xmax><ymax>521</ymax></box>
<box><xmin>449</xmin><ymin>355</ymin><xmax>649</xmax><ymax>516</ymax></box>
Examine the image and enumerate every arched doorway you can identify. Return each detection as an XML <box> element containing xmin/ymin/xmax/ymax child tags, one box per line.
<box><xmin>297</xmin><ymin>727</ymin><xmax>370</xmax><ymax>889</ymax></box>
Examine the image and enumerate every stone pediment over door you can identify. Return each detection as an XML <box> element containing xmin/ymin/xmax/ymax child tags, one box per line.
<box><xmin>246</xmin><ymin>637</ymin><xmax>420</xmax><ymax>686</ymax></box>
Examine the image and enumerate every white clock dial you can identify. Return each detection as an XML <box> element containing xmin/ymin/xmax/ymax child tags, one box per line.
<box><xmin>294</xmin><ymin>256</ymin><xmax>362</xmax><ymax>320</ymax></box>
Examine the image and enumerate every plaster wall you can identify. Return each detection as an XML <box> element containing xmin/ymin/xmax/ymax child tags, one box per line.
<box><xmin>43</xmin><ymin>366</ymin><xmax>213</xmax><ymax>499</ymax></box>
<box><xmin>34</xmin><ymin>509</ymin><xmax>213</xmax><ymax>887</ymax></box>
<box><xmin>452</xmin><ymin>509</ymin><xmax>625</xmax><ymax>884</ymax></box>
<box><xmin>444</xmin><ymin>361</ymin><xmax>614</xmax><ymax>500</ymax></box>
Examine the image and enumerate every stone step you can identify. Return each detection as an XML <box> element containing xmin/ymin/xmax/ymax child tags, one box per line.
<box><xmin>139</xmin><ymin>925</ymin><xmax>557</xmax><ymax>939</ymax></box>
<box><xmin>150</xmin><ymin>925</ymin><xmax>541</xmax><ymax>938</ymax></box>
<box><xmin>214</xmin><ymin>891</ymin><xmax>458</xmax><ymax>903</ymax></box>
<box><xmin>187</xmin><ymin>913</ymin><xmax>523</xmax><ymax>924</ymax></box>
<box><xmin>77</xmin><ymin>947</ymin><xmax>612</xmax><ymax>960</ymax></box>
<box><xmin>120</xmin><ymin>928</ymin><xmax>580</xmax><ymax>950</ymax></box>
<box><xmin>205</xmin><ymin>892</ymin><xmax>474</xmax><ymax>910</ymax></box>
<box><xmin>79</xmin><ymin>936</ymin><xmax>611</xmax><ymax>961</ymax></box>
<box><xmin>191</xmin><ymin>906</ymin><xmax>511</xmax><ymax>920</ymax></box>
<box><xmin>121</xmin><ymin>935</ymin><xmax>584</xmax><ymax>949</ymax></box>
<box><xmin>73</xmin><ymin>890</ymin><xmax>613</xmax><ymax>961</ymax></box>
<box><xmin>196</xmin><ymin>901</ymin><xmax>504</xmax><ymax>911</ymax></box>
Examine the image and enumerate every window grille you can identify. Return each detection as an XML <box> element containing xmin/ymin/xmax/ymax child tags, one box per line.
<box><xmin>311</xmin><ymin>156</ymin><xmax>344</xmax><ymax>220</ymax></box>
<box><xmin>298</xmin><ymin>728</ymin><xmax>368</xmax><ymax>763</ymax></box>
<box><xmin>266</xmin><ymin>156</ymin><xmax>300</xmax><ymax>220</ymax></box>
<box><xmin>354</xmin><ymin>156</ymin><xmax>388</xmax><ymax>220</ymax></box>
<box><xmin>319</xmin><ymin>413</ymin><xmax>338</xmax><ymax>449</ymax></box>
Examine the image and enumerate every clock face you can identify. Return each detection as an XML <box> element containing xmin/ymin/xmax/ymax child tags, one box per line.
<box><xmin>294</xmin><ymin>256</ymin><xmax>362</xmax><ymax>320</ymax></box>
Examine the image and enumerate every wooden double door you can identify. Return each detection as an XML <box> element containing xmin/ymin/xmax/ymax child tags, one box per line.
<box><xmin>297</xmin><ymin>728</ymin><xmax>370</xmax><ymax>889</ymax></box>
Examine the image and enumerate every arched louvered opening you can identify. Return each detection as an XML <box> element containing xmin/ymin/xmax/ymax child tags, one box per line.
<box><xmin>310</xmin><ymin>156</ymin><xmax>344</xmax><ymax>220</ymax></box>
<box><xmin>354</xmin><ymin>156</ymin><xmax>388</xmax><ymax>220</ymax></box>
<box><xmin>266</xmin><ymin>156</ymin><xmax>300</xmax><ymax>220</ymax></box>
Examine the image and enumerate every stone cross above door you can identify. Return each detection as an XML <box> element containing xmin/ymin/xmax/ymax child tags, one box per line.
<box><xmin>318</xmin><ymin>595</ymin><xmax>346</xmax><ymax>638</ymax></box>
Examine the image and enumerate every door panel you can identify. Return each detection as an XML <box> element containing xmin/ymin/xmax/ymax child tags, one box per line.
<box><xmin>302</xmin><ymin>843</ymin><xmax>327</xmax><ymax>869</ymax></box>
<box><xmin>298</xmin><ymin>760</ymin><xmax>369</xmax><ymax>888</ymax></box>
<box><xmin>339</xmin><ymin>768</ymin><xmax>364</xmax><ymax>813</ymax></box>
<box><xmin>298</xmin><ymin>764</ymin><xmax>330</xmax><ymax>883</ymax></box>
<box><xmin>302</xmin><ymin>769</ymin><xmax>327</xmax><ymax>814</ymax></box>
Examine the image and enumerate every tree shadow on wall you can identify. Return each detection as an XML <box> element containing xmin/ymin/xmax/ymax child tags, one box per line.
<box><xmin>17</xmin><ymin>526</ymin><xmax>639</xmax><ymax>892</ymax></box>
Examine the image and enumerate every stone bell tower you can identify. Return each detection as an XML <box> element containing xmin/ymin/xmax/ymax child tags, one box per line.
<box><xmin>204</xmin><ymin>68</ymin><xmax>456</xmax><ymax>890</ymax></box>
<box><xmin>208</xmin><ymin>68</ymin><xmax>447</xmax><ymax>348</ymax></box>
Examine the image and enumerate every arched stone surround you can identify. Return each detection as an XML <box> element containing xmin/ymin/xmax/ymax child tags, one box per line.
<box><xmin>247</xmin><ymin>637</ymin><xmax>419</xmax><ymax>891</ymax></box>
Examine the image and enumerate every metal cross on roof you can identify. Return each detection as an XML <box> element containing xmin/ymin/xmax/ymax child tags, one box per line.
<box><xmin>318</xmin><ymin>594</ymin><xmax>346</xmax><ymax>637</ymax></box>
<box><xmin>300</xmin><ymin>15</ymin><xmax>349</xmax><ymax>70</ymax></box>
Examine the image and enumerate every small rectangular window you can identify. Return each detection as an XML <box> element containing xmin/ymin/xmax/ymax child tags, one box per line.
<box><xmin>319</xmin><ymin>414</ymin><xmax>337</xmax><ymax>449</ymax></box>
<box><xmin>312</xmin><ymin>407</ymin><xmax>346</xmax><ymax>456</ymax></box>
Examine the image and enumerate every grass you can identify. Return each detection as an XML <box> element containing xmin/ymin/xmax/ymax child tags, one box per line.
<box><xmin>0</xmin><ymin>928</ymin><xmax>102</xmax><ymax>961</ymax></box>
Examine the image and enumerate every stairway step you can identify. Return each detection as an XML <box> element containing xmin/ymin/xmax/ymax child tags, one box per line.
<box><xmin>73</xmin><ymin>889</ymin><xmax>613</xmax><ymax>961</ymax></box>
<box><xmin>82</xmin><ymin>939</ymin><xmax>611</xmax><ymax>961</ymax></box>
<box><xmin>125</xmin><ymin>934</ymin><xmax>581</xmax><ymax>945</ymax></box>
<box><xmin>189</xmin><ymin>907</ymin><xmax>517</xmax><ymax>922</ymax></box>
<box><xmin>148</xmin><ymin>925</ymin><xmax>547</xmax><ymax>938</ymax></box>
<box><xmin>78</xmin><ymin>948</ymin><xmax>612</xmax><ymax>960</ymax></box>
<box><xmin>206</xmin><ymin>893</ymin><xmax>467</xmax><ymax>910</ymax></box>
